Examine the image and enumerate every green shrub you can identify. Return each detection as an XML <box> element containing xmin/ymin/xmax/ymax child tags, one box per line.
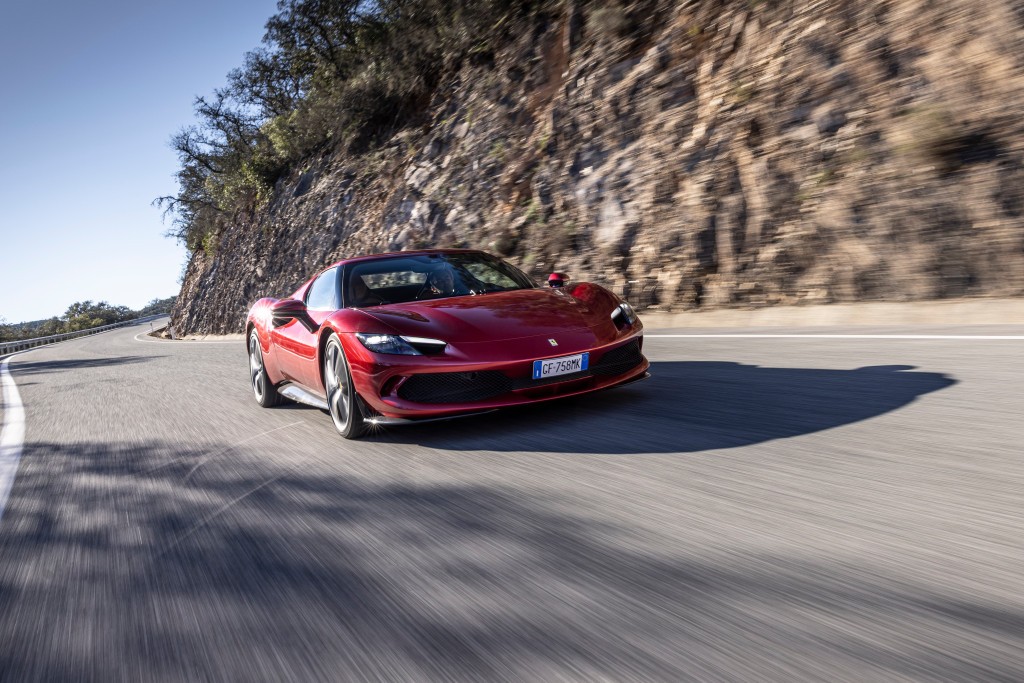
<box><xmin>159</xmin><ymin>0</ymin><xmax>551</xmax><ymax>253</ymax></box>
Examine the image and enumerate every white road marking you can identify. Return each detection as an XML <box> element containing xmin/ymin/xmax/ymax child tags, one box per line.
<box><xmin>0</xmin><ymin>356</ymin><xmax>26</xmax><ymax>523</ymax></box>
<box><xmin>646</xmin><ymin>334</ymin><xmax>1024</xmax><ymax>340</ymax></box>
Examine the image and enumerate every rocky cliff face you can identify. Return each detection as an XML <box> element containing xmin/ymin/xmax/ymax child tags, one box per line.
<box><xmin>173</xmin><ymin>0</ymin><xmax>1024</xmax><ymax>334</ymax></box>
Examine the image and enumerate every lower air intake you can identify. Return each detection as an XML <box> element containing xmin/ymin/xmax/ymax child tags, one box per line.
<box><xmin>398</xmin><ymin>371</ymin><xmax>513</xmax><ymax>404</ymax></box>
<box><xmin>591</xmin><ymin>340</ymin><xmax>644</xmax><ymax>376</ymax></box>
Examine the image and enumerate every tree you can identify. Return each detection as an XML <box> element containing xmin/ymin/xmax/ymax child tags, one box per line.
<box><xmin>158</xmin><ymin>0</ymin><xmax>542</xmax><ymax>255</ymax></box>
<box><xmin>62</xmin><ymin>301</ymin><xmax>134</xmax><ymax>332</ymax></box>
<box><xmin>137</xmin><ymin>296</ymin><xmax>177</xmax><ymax>317</ymax></box>
<box><xmin>35</xmin><ymin>318</ymin><xmax>63</xmax><ymax>337</ymax></box>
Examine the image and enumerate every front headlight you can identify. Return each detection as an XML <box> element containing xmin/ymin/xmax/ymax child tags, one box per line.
<box><xmin>611</xmin><ymin>302</ymin><xmax>637</xmax><ymax>327</ymax></box>
<box><xmin>355</xmin><ymin>333</ymin><xmax>447</xmax><ymax>355</ymax></box>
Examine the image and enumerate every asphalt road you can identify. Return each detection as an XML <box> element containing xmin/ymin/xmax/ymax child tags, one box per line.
<box><xmin>1</xmin><ymin>319</ymin><xmax>1022</xmax><ymax>682</ymax></box>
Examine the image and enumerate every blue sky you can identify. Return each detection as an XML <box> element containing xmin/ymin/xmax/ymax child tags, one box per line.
<box><xmin>0</xmin><ymin>0</ymin><xmax>279</xmax><ymax>323</ymax></box>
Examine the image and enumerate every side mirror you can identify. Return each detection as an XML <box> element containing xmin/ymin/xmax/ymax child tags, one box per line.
<box><xmin>547</xmin><ymin>272</ymin><xmax>568</xmax><ymax>288</ymax></box>
<box><xmin>271</xmin><ymin>299</ymin><xmax>318</xmax><ymax>332</ymax></box>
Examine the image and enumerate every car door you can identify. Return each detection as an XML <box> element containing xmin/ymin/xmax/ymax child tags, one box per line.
<box><xmin>273</xmin><ymin>266</ymin><xmax>339</xmax><ymax>392</ymax></box>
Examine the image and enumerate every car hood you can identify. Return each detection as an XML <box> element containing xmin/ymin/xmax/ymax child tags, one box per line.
<box><xmin>359</xmin><ymin>288</ymin><xmax>611</xmax><ymax>343</ymax></box>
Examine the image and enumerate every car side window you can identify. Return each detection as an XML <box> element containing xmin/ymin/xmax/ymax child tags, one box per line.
<box><xmin>305</xmin><ymin>267</ymin><xmax>339</xmax><ymax>310</ymax></box>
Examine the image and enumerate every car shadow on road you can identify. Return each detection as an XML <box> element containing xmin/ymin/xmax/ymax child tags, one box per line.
<box><xmin>365</xmin><ymin>362</ymin><xmax>957</xmax><ymax>453</ymax></box>
<box><xmin>8</xmin><ymin>356</ymin><xmax>158</xmax><ymax>377</ymax></box>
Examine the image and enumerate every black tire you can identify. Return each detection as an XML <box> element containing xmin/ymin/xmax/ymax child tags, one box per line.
<box><xmin>249</xmin><ymin>331</ymin><xmax>282</xmax><ymax>407</ymax></box>
<box><xmin>323</xmin><ymin>334</ymin><xmax>367</xmax><ymax>439</ymax></box>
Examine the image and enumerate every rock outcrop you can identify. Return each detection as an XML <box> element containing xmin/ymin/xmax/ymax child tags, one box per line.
<box><xmin>174</xmin><ymin>0</ymin><xmax>1024</xmax><ymax>334</ymax></box>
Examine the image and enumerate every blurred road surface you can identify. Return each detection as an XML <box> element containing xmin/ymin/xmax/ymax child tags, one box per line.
<box><xmin>1</xmin><ymin>319</ymin><xmax>1022</xmax><ymax>682</ymax></box>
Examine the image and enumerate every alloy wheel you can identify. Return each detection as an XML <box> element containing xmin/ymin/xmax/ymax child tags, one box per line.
<box><xmin>324</xmin><ymin>339</ymin><xmax>350</xmax><ymax>431</ymax></box>
<box><xmin>249</xmin><ymin>333</ymin><xmax>265</xmax><ymax>400</ymax></box>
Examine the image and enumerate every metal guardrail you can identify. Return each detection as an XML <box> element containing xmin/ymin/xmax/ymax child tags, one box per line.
<box><xmin>0</xmin><ymin>314</ymin><xmax>168</xmax><ymax>356</ymax></box>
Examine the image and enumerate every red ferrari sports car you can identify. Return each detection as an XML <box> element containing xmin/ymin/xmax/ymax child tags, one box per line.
<box><xmin>246</xmin><ymin>249</ymin><xmax>649</xmax><ymax>438</ymax></box>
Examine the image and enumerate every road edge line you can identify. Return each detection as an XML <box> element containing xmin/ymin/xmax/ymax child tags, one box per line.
<box><xmin>0</xmin><ymin>356</ymin><xmax>26</xmax><ymax>523</ymax></box>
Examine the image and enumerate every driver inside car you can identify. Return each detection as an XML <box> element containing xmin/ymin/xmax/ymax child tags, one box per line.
<box><xmin>426</xmin><ymin>267</ymin><xmax>457</xmax><ymax>297</ymax></box>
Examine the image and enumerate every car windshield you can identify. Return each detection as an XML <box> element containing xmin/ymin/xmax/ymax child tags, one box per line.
<box><xmin>343</xmin><ymin>253</ymin><xmax>537</xmax><ymax>307</ymax></box>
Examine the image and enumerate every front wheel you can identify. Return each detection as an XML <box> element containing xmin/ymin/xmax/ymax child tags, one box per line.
<box><xmin>323</xmin><ymin>334</ymin><xmax>367</xmax><ymax>439</ymax></box>
<box><xmin>249</xmin><ymin>331</ymin><xmax>282</xmax><ymax>407</ymax></box>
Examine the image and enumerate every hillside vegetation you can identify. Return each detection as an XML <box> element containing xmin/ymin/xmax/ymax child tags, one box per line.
<box><xmin>165</xmin><ymin>0</ymin><xmax>1024</xmax><ymax>334</ymax></box>
<box><xmin>158</xmin><ymin>0</ymin><xmax>542</xmax><ymax>255</ymax></box>
<box><xmin>0</xmin><ymin>297</ymin><xmax>175</xmax><ymax>342</ymax></box>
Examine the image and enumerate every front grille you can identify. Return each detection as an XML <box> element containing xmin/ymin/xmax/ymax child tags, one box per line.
<box><xmin>397</xmin><ymin>371</ymin><xmax>512</xmax><ymax>404</ymax></box>
<box><xmin>396</xmin><ymin>340</ymin><xmax>643</xmax><ymax>404</ymax></box>
<box><xmin>591</xmin><ymin>340</ymin><xmax>644</xmax><ymax>376</ymax></box>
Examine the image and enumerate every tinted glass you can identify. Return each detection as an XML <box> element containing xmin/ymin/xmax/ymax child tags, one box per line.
<box><xmin>305</xmin><ymin>267</ymin><xmax>339</xmax><ymax>310</ymax></box>
<box><xmin>345</xmin><ymin>253</ymin><xmax>536</xmax><ymax>307</ymax></box>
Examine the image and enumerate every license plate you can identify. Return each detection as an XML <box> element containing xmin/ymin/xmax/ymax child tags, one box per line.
<box><xmin>533</xmin><ymin>352</ymin><xmax>589</xmax><ymax>380</ymax></box>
